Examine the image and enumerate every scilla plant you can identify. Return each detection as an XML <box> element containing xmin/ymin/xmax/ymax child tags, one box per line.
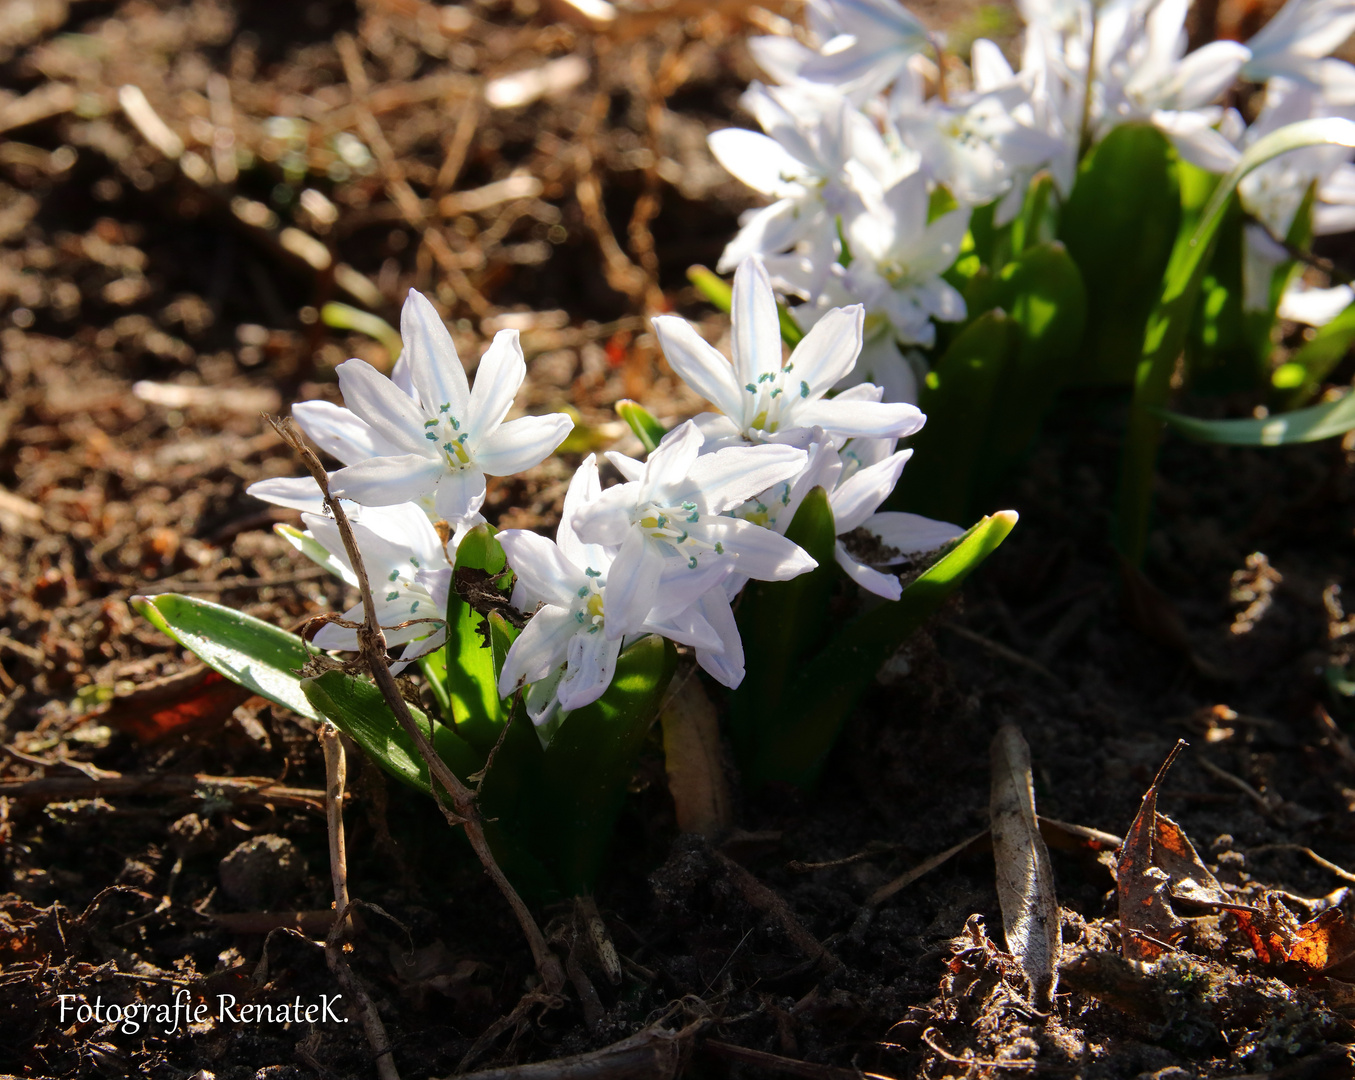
<box><xmin>135</xmin><ymin>262</ymin><xmax>1014</xmax><ymax>901</ymax></box>
<box><xmin>702</xmin><ymin>0</ymin><xmax>1355</xmax><ymax>565</ymax></box>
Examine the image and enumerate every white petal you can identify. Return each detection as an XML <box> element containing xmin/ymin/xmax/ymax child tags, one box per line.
<box><xmin>793</xmin><ymin>397</ymin><xmax>925</xmax><ymax>440</ymax></box>
<box><xmin>717</xmin><ymin>200</ymin><xmax>817</xmax><ymax>271</ymax></box>
<box><xmin>432</xmin><ymin>467</ymin><xmax>487</xmax><ymax>522</ymax></box>
<box><xmin>692</xmin><ymin>591</ymin><xmax>745</xmax><ymax>688</ymax></box>
<box><xmin>1172</xmin><ymin>42</ymin><xmax>1251</xmax><ymax>109</ymax></box>
<box><xmin>466</xmin><ymin>330</ymin><xmax>526</xmax><ymax>443</ymax></box>
<box><xmin>475</xmin><ymin>413</ymin><xmax>573</xmax><ymax>476</ymax></box>
<box><xmin>558</xmin><ymin>631</ymin><xmax>621</xmax><ymax>711</ymax></box>
<box><xmin>557</xmin><ymin>455</ymin><xmax>607</xmax><ymax>568</ymax></box>
<box><xmin>499</xmin><ymin>529</ymin><xmax>587</xmax><ymax>608</ymax></box>
<box><xmin>835</xmin><ymin>540</ymin><xmax>902</xmax><ymax>600</ymax></box>
<box><xmin>571</xmin><ymin>483</ymin><xmax>639</xmax><ymax>547</ymax></box>
<box><xmin>708</xmin><ymin>128</ymin><xmax>810</xmax><ymax>197</ymax></box>
<box><xmin>830</xmin><ymin>449</ymin><xmax>912</xmax><ymax>533</ymax></box>
<box><xmin>602</xmin><ymin>451</ymin><xmax>645</xmax><ymax>482</ymax></box>
<box><xmin>864</xmin><ymin>511</ymin><xmax>966</xmax><ymax>560</ymax></box>
<box><xmin>1278</xmin><ymin>281</ymin><xmax>1355</xmax><ymax>325</ymax></box>
<box><xmin>971</xmin><ymin>38</ymin><xmax>1015</xmax><ymax>90</ymax></box>
<box><xmin>692</xmin><ymin>517</ymin><xmax>817</xmax><ymax>581</ymax></box>
<box><xmin>682</xmin><ymin>443</ymin><xmax>808</xmax><ymax>513</ymax></box>
<box><xmin>599</xmin><ymin>530</ymin><xmax>662</xmax><ymax>639</ymax></box>
<box><xmin>498</xmin><ymin>606</ymin><xmax>577</xmax><ymax>696</ymax></box>
<box><xmin>644</xmin><ymin>605</ymin><xmax>723</xmax><ymax>651</ymax></box>
<box><xmin>335</xmin><ymin>359</ymin><xmax>429</xmax><ymax>454</ymax></box>
<box><xmin>730</xmin><ymin>257</ymin><xmax>785</xmax><ymax>384</ymax></box>
<box><xmin>651</xmin><ymin>316</ymin><xmax>745</xmax><ymax>418</ymax></box>
<box><xmin>787</xmin><ymin>304</ymin><xmax>864</xmax><ymax>396</ymax></box>
<box><xmin>642</xmin><ymin>421</ymin><xmax>705</xmax><ymax>502</ymax></box>
<box><xmin>293</xmin><ymin>400</ymin><xmax>407</xmax><ymax>463</ymax></box>
<box><xmin>401</xmin><ymin>288</ymin><xmax>469</xmax><ymax>418</ymax></box>
<box><xmin>330</xmin><ymin>454</ymin><xmax>445</xmax><ymax>507</ymax></box>
<box><xmin>248</xmin><ymin>475</ymin><xmax>325</xmax><ymax>513</ymax></box>
<box><xmin>1152</xmin><ymin>110</ymin><xmax>1241</xmax><ymax>173</ymax></box>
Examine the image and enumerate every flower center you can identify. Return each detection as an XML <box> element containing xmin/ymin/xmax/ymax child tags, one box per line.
<box><xmin>741</xmin><ymin>366</ymin><xmax>809</xmax><ymax>436</ymax></box>
<box><xmin>634</xmin><ymin>501</ymin><xmax>725</xmax><ymax>569</ymax></box>
<box><xmin>573</xmin><ymin>567</ymin><xmax>606</xmax><ymax>633</ymax></box>
<box><xmin>423</xmin><ymin>404</ymin><xmax>472</xmax><ymax>469</ymax></box>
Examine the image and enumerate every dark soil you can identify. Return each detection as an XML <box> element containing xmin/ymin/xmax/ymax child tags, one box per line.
<box><xmin>5</xmin><ymin>2</ymin><xmax>1355</xmax><ymax>1078</ymax></box>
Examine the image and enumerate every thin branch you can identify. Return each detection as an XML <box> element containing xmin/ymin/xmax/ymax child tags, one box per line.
<box><xmin>267</xmin><ymin>415</ymin><xmax>565</xmax><ymax>994</ymax></box>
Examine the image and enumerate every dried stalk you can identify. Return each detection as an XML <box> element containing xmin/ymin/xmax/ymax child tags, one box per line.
<box><xmin>268</xmin><ymin>415</ymin><xmax>565</xmax><ymax>994</ymax></box>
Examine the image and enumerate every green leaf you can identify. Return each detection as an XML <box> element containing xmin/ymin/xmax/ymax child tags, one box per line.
<box><xmin>535</xmin><ymin>635</ymin><xmax>677</xmax><ymax>893</ymax></box>
<box><xmin>615</xmin><ymin>399</ymin><xmax>667</xmax><ymax>454</ymax></box>
<box><xmin>1011</xmin><ymin>172</ymin><xmax>1055</xmax><ymax>256</ymax></box>
<box><xmin>445</xmin><ymin>525</ymin><xmax>514</xmax><ymax>754</ymax></box>
<box><xmin>301</xmin><ymin>669</ymin><xmax>483</xmax><ymax>794</ymax></box>
<box><xmin>320</xmin><ymin>302</ymin><xmax>403</xmax><ymax>360</ymax></box>
<box><xmin>1116</xmin><ymin>116</ymin><xmax>1355</xmax><ymax>565</ymax></box>
<box><xmin>728</xmin><ymin>487</ymin><xmax>839</xmax><ymax>770</ymax></box>
<box><xmin>1273</xmin><ymin>300</ymin><xmax>1355</xmax><ymax>407</ymax></box>
<box><xmin>1059</xmin><ymin>123</ymin><xmax>1181</xmax><ymax>386</ymax></box>
<box><xmin>747</xmin><ymin>511</ymin><xmax>1018</xmax><ymax>790</ymax></box>
<box><xmin>965</xmin><ymin>242</ymin><xmax>1088</xmax><ymax>487</ymax></box>
<box><xmin>132</xmin><ymin>594</ymin><xmax>319</xmax><ymax>721</ymax></box>
<box><xmin>1154</xmin><ymin>393</ymin><xmax>1355</xmax><ymax>445</ymax></box>
<box><xmin>687</xmin><ymin>265</ymin><xmax>804</xmax><ymax>346</ymax></box>
<box><xmin>892</xmin><ymin>310</ymin><xmax>1019</xmax><ymax>523</ymax></box>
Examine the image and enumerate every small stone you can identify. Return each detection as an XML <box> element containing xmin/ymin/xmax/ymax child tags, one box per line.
<box><xmin>218</xmin><ymin>835</ymin><xmax>305</xmax><ymax>909</ymax></box>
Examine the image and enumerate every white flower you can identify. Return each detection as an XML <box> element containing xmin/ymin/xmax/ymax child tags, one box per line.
<box><xmin>325</xmin><ymin>289</ymin><xmax>573</xmax><ymax>523</ymax></box>
<box><xmin>1243</xmin><ymin>0</ymin><xmax>1355</xmax><ymax>95</ymax></box>
<box><xmin>709</xmin><ymin>84</ymin><xmax>895</xmax><ymax>293</ymax></box>
<box><xmin>497</xmin><ymin>456</ymin><xmax>727</xmax><ymax>728</ymax></box>
<box><xmin>571</xmin><ymin>420</ymin><xmax>817</xmax><ymax>634</ymax></box>
<box><xmin>1278</xmin><ymin>279</ymin><xmax>1355</xmax><ymax>324</ymax></box>
<box><xmin>764</xmin><ymin>0</ymin><xmax>931</xmax><ymax>102</ymax></box>
<box><xmin>654</xmin><ymin>257</ymin><xmax>926</xmax><ymax>446</ymax></box>
<box><xmin>277</xmin><ymin>503</ymin><xmax>451</xmax><ymax>672</ymax></box>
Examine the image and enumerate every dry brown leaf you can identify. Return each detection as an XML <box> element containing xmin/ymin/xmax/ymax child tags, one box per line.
<box><xmin>989</xmin><ymin>724</ymin><xmax>1060</xmax><ymax>1010</ymax></box>
<box><xmin>99</xmin><ymin>666</ymin><xmax>254</xmax><ymax>743</ymax></box>
<box><xmin>1118</xmin><ymin>740</ymin><xmax>1187</xmax><ymax>964</ymax></box>
<box><xmin>659</xmin><ymin>677</ymin><xmax>731</xmax><ymax>837</ymax></box>
<box><xmin>1154</xmin><ymin>813</ymin><xmax>1229</xmax><ymax>907</ymax></box>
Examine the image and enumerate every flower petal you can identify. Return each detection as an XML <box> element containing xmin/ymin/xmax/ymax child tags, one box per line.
<box><xmin>693</xmin><ymin>588</ymin><xmax>744</xmax><ymax>688</ymax></box>
<box><xmin>571</xmin><ymin>482</ymin><xmax>639</xmax><ymax>547</ymax></box>
<box><xmin>792</xmin><ymin>397</ymin><xmax>925</xmax><ymax>440</ymax></box>
<box><xmin>651</xmin><ymin>316</ymin><xmax>746</xmax><ymax>419</ymax></box>
<box><xmin>498</xmin><ymin>606</ymin><xmax>577</xmax><ymax>696</ymax></box>
<box><xmin>401</xmin><ymin>288</ymin><xmax>469</xmax><ymax>417</ymax></box>
<box><xmin>599</xmin><ymin>529</ymin><xmax>662</xmax><ymax>639</ymax></box>
<box><xmin>293</xmin><ymin>400</ymin><xmax>408</xmax><ymax>463</ymax></box>
<box><xmin>691</xmin><ymin>516</ymin><xmax>817</xmax><ymax>581</ymax></box>
<box><xmin>335</xmin><ymin>359</ymin><xmax>429</xmax><ymax>454</ymax></box>
<box><xmin>788</xmin><ymin>304</ymin><xmax>865</xmax><ymax>397</ymax></box>
<box><xmin>248</xmin><ymin>475</ymin><xmax>325</xmax><ymax>513</ymax></box>
<box><xmin>829</xmin><ymin>448</ymin><xmax>912</xmax><ymax>533</ymax></box>
<box><xmin>499</xmin><ymin>529</ymin><xmax>586</xmax><ymax>607</ymax></box>
<box><xmin>835</xmin><ymin>540</ymin><xmax>902</xmax><ymax>600</ymax></box>
<box><xmin>330</xmin><ymin>454</ymin><xmax>445</xmax><ymax>507</ymax></box>
<box><xmin>642</xmin><ymin>421</ymin><xmax>705</xmax><ymax>502</ymax></box>
<box><xmin>731</xmin><ymin>256</ymin><xmax>785</xmax><ymax>384</ymax></box>
<box><xmin>708</xmin><ymin>128</ymin><xmax>811</xmax><ymax>197</ymax></box>
<box><xmin>558</xmin><ymin>630</ymin><xmax>622</xmax><ymax>711</ymax></box>
<box><xmin>475</xmin><ymin>412</ymin><xmax>574</xmax><ymax>476</ymax></box>
<box><xmin>466</xmin><ymin>329</ymin><xmax>526</xmax><ymax>443</ymax></box>
<box><xmin>432</xmin><ymin>466</ymin><xmax>488</xmax><ymax>522</ymax></box>
<box><xmin>682</xmin><ymin>443</ymin><xmax>808</xmax><ymax>513</ymax></box>
<box><xmin>861</xmin><ymin>511</ymin><xmax>965</xmax><ymax>561</ymax></box>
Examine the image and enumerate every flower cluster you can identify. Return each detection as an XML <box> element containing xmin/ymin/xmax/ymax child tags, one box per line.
<box><xmin>251</xmin><ymin>265</ymin><xmax>960</xmax><ymax>728</ymax></box>
<box><xmin>714</xmin><ymin>0</ymin><xmax>1355</xmax><ymax>401</ymax></box>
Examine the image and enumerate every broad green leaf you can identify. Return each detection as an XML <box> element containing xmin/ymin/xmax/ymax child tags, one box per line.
<box><xmin>1011</xmin><ymin>172</ymin><xmax>1055</xmax><ymax>256</ymax></box>
<box><xmin>615</xmin><ymin>399</ymin><xmax>666</xmax><ymax>454</ymax></box>
<box><xmin>1273</xmin><ymin>300</ymin><xmax>1355</xmax><ymax>407</ymax></box>
<box><xmin>687</xmin><ymin>265</ymin><xmax>804</xmax><ymax>345</ymax></box>
<box><xmin>747</xmin><ymin>511</ymin><xmax>1018</xmax><ymax>790</ymax></box>
<box><xmin>728</xmin><ymin>488</ymin><xmax>838</xmax><ymax>770</ymax></box>
<box><xmin>320</xmin><ymin>302</ymin><xmax>403</xmax><ymax>360</ymax></box>
<box><xmin>445</xmin><ymin>525</ymin><xmax>513</xmax><ymax>753</ymax></box>
<box><xmin>966</xmin><ymin>242</ymin><xmax>1087</xmax><ymax>479</ymax></box>
<box><xmin>132</xmin><ymin>594</ymin><xmax>319</xmax><ymax>721</ymax></box>
<box><xmin>536</xmin><ymin>634</ymin><xmax>677</xmax><ymax>893</ymax></box>
<box><xmin>893</xmin><ymin>310</ymin><xmax>1018</xmax><ymax>523</ymax></box>
<box><xmin>1059</xmin><ymin>124</ymin><xmax>1180</xmax><ymax>386</ymax></box>
<box><xmin>301</xmin><ymin>669</ymin><xmax>483</xmax><ymax>794</ymax></box>
<box><xmin>1154</xmin><ymin>393</ymin><xmax>1355</xmax><ymax>445</ymax></box>
<box><xmin>1116</xmin><ymin>116</ymin><xmax>1355</xmax><ymax>565</ymax></box>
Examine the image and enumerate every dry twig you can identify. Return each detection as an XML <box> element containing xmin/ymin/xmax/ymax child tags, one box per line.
<box><xmin>268</xmin><ymin>415</ymin><xmax>566</xmax><ymax>994</ymax></box>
